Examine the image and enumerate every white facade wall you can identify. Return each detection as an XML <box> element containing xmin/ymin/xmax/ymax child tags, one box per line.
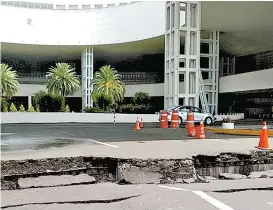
<box><xmin>219</xmin><ymin>69</ymin><xmax>273</xmax><ymax>93</ymax></box>
<box><xmin>1</xmin><ymin>113</ymin><xmax>160</xmax><ymax>124</ymax></box>
<box><xmin>1</xmin><ymin>112</ymin><xmax>244</xmax><ymax>124</ymax></box>
<box><xmin>15</xmin><ymin>83</ymin><xmax>165</xmax><ymax>98</ymax></box>
<box><xmin>0</xmin><ymin>1</ymin><xmax>165</xmax><ymax>45</ymax></box>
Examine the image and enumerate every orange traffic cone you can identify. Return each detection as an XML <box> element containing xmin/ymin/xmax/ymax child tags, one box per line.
<box><xmin>139</xmin><ymin>118</ymin><xmax>144</xmax><ymax>128</ymax></box>
<box><xmin>257</xmin><ymin>122</ymin><xmax>271</xmax><ymax>150</ymax></box>
<box><xmin>195</xmin><ymin>120</ymin><xmax>206</xmax><ymax>139</ymax></box>
<box><xmin>134</xmin><ymin>117</ymin><xmax>141</xmax><ymax>131</ymax></box>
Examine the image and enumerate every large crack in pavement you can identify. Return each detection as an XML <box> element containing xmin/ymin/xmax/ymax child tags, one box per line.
<box><xmin>1</xmin><ymin>195</ymin><xmax>141</xmax><ymax>209</ymax></box>
<box><xmin>2</xmin><ymin>181</ymin><xmax>99</xmax><ymax>191</ymax></box>
<box><xmin>211</xmin><ymin>187</ymin><xmax>273</xmax><ymax>193</ymax></box>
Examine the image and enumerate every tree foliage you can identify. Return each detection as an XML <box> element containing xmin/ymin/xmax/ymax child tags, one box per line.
<box><xmin>46</xmin><ymin>63</ymin><xmax>80</xmax><ymax>96</ymax></box>
<box><xmin>119</xmin><ymin>92</ymin><xmax>152</xmax><ymax>114</ymax></box>
<box><xmin>1</xmin><ymin>97</ymin><xmax>9</xmax><ymax>112</ymax></box>
<box><xmin>9</xmin><ymin>103</ymin><xmax>17</xmax><ymax>112</ymax></box>
<box><xmin>0</xmin><ymin>64</ymin><xmax>19</xmax><ymax>98</ymax></box>
<box><xmin>33</xmin><ymin>91</ymin><xmax>65</xmax><ymax>112</ymax></box>
<box><xmin>91</xmin><ymin>65</ymin><xmax>125</xmax><ymax>106</ymax></box>
<box><xmin>132</xmin><ymin>92</ymin><xmax>151</xmax><ymax>105</ymax></box>
<box><xmin>19</xmin><ymin>104</ymin><xmax>25</xmax><ymax>112</ymax></box>
<box><xmin>27</xmin><ymin>105</ymin><xmax>35</xmax><ymax>112</ymax></box>
<box><xmin>64</xmin><ymin>104</ymin><xmax>70</xmax><ymax>112</ymax></box>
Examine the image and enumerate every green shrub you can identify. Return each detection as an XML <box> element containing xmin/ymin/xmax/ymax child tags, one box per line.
<box><xmin>64</xmin><ymin>104</ymin><xmax>70</xmax><ymax>112</ymax></box>
<box><xmin>84</xmin><ymin>106</ymin><xmax>104</xmax><ymax>113</ymax></box>
<box><xmin>9</xmin><ymin>103</ymin><xmax>17</xmax><ymax>112</ymax></box>
<box><xmin>118</xmin><ymin>104</ymin><xmax>135</xmax><ymax>113</ymax></box>
<box><xmin>1</xmin><ymin>97</ymin><xmax>9</xmax><ymax>112</ymax></box>
<box><xmin>27</xmin><ymin>105</ymin><xmax>35</xmax><ymax>112</ymax></box>
<box><xmin>132</xmin><ymin>92</ymin><xmax>151</xmax><ymax>105</ymax></box>
<box><xmin>3</xmin><ymin>106</ymin><xmax>8</xmax><ymax>112</ymax></box>
<box><xmin>33</xmin><ymin>91</ymin><xmax>65</xmax><ymax>112</ymax></box>
<box><xmin>36</xmin><ymin>106</ymin><xmax>40</xmax><ymax>112</ymax></box>
<box><xmin>19</xmin><ymin>104</ymin><xmax>25</xmax><ymax>112</ymax></box>
<box><xmin>118</xmin><ymin>103</ymin><xmax>151</xmax><ymax>114</ymax></box>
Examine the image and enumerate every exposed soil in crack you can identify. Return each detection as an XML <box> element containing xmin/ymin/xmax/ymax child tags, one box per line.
<box><xmin>212</xmin><ymin>187</ymin><xmax>273</xmax><ymax>193</ymax></box>
<box><xmin>1</xmin><ymin>195</ymin><xmax>141</xmax><ymax>209</ymax></box>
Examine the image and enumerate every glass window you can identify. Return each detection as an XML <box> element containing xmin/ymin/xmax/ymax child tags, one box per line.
<box><xmin>47</xmin><ymin>4</ymin><xmax>53</xmax><ymax>9</ymax></box>
<box><xmin>21</xmin><ymin>1</ymin><xmax>27</xmax><ymax>7</ymax></box>
<box><xmin>82</xmin><ymin>4</ymin><xmax>90</xmax><ymax>9</ymax></box>
<box><xmin>1</xmin><ymin>1</ymin><xmax>8</xmax><ymax>6</ymax></box>
<box><xmin>69</xmin><ymin>5</ymin><xmax>78</xmax><ymax>9</ymax></box>
<box><xmin>27</xmin><ymin>3</ymin><xmax>34</xmax><ymax>8</ymax></box>
<box><xmin>119</xmin><ymin>3</ymin><xmax>127</xmax><ymax>6</ymax></box>
<box><xmin>95</xmin><ymin>4</ymin><xmax>103</xmax><ymax>8</ymax></box>
<box><xmin>34</xmin><ymin>3</ymin><xmax>41</xmax><ymax>8</ymax></box>
<box><xmin>56</xmin><ymin>4</ymin><xmax>65</xmax><ymax>9</ymax></box>
<box><xmin>7</xmin><ymin>1</ymin><xmax>14</xmax><ymax>6</ymax></box>
<box><xmin>14</xmin><ymin>1</ymin><xmax>21</xmax><ymax>7</ymax></box>
<box><xmin>179</xmin><ymin>106</ymin><xmax>189</xmax><ymax>112</ymax></box>
<box><xmin>107</xmin><ymin>4</ymin><xmax>115</xmax><ymax>7</ymax></box>
<box><xmin>166</xmin><ymin>106</ymin><xmax>179</xmax><ymax>111</ymax></box>
<box><xmin>191</xmin><ymin>107</ymin><xmax>202</xmax><ymax>113</ymax></box>
<box><xmin>40</xmin><ymin>3</ymin><xmax>47</xmax><ymax>9</ymax></box>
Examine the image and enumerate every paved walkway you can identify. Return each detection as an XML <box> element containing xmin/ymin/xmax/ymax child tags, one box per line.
<box><xmin>2</xmin><ymin>137</ymin><xmax>270</xmax><ymax>161</ymax></box>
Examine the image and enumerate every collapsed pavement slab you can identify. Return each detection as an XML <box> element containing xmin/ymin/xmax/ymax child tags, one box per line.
<box><xmin>1</xmin><ymin>150</ymin><xmax>273</xmax><ymax>190</ymax></box>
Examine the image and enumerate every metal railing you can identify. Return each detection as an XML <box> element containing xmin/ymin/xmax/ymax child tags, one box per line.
<box><xmin>17</xmin><ymin>72</ymin><xmax>161</xmax><ymax>85</ymax></box>
<box><xmin>199</xmin><ymin>73</ymin><xmax>209</xmax><ymax>114</ymax></box>
<box><xmin>220</xmin><ymin>50</ymin><xmax>273</xmax><ymax>77</ymax></box>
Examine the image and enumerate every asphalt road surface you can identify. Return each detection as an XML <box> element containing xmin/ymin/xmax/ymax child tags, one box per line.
<box><xmin>1</xmin><ymin>123</ymin><xmax>253</xmax><ymax>152</ymax></box>
<box><xmin>2</xmin><ymin>178</ymin><xmax>273</xmax><ymax>210</ymax></box>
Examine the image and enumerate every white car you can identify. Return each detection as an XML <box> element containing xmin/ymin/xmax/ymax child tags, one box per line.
<box><xmin>159</xmin><ymin>105</ymin><xmax>216</xmax><ymax>125</ymax></box>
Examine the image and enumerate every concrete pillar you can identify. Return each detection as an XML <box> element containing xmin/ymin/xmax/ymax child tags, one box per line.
<box><xmin>164</xmin><ymin>1</ymin><xmax>201</xmax><ymax>109</ymax></box>
<box><xmin>200</xmin><ymin>31</ymin><xmax>220</xmax><ymax>114</ymax></box>
<box><xmin>28</xmin><ymin>96</ymin><xmax>32</xmax><ymax>108</ymax></box>
<box><xmin>81</xmin><ymin>46</ymin><xmax>94</xmax><ymax>111</ymax></box>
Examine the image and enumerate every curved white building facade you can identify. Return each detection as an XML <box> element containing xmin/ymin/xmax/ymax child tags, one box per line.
<box><xmin>1</xmin><ymin>1</ymin><xmax>273</xmax><ymax>117</ymax></box>
<box><xmin>0</xmin><ymin>1</ymin><xmax>165</xmax><ymax>45</ymax></box>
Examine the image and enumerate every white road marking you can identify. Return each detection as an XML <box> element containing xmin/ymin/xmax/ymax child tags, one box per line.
<box><xmin>88</xmin><ymin>139</ymin><xmax>119</xmax><ymax>148</ymax></box>
<box><xmin>158</xmin><ymin>186</ymin><xmax>234</xmax><ymax>210</ymax></box>
<box><xmin>206</xmin><ymin>139</ymin><xmax>236</xmax><ymax>144</ymax></box>
<box><xmin>267</xmin><ymin>202</ymin><xmax>273</xmax><ymax>205</ymax></box>
<box><xmin>1</xmin><ymin>133</ymin><xmax>16</xmax><ymax>136</ymax></box>
<box><xmin>193</xmin><ymin>191</ymin><xmax>234</xmax><ymax>210</ymax></box>
<box><xmin>157</xmin><ymin>185</ymin><xmax>191</xmax><ymax>192</ymax></box>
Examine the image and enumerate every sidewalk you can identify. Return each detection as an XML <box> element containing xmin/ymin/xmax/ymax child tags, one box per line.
<box><xmin>1</xmin><ymin>137</ymin><xmax>267</xmax><ymax>161</ymax></box>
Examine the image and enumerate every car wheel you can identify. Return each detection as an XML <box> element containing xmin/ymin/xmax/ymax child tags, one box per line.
<box><xmin>179</xmin><ymin>117</ymin><xmax>183</xmax><ymax>125</ymax></box>
<box><xmin>204</xmin><ymin>117</ymin><xmax>212</xmax><ymax>125</ymax></box>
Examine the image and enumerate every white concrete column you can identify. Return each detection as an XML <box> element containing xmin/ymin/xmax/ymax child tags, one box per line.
<box><xmin>164</xmin><ymin>1</ymin><xmax>201</xmax><ymax>109</ymax></box>
<box><xmin>28</xmin><ymin>96</ymin><xmax>32</xmax><ymax>108</ymax></box>
<box><xmin>81</xmin><ymin>46</ymin><xmax>94</xmax><ymax>111</ymax></box>
<box><xmin>200</xmin><ymin>31</ymin><xmax>220</xmax><ymax>114</ymax></box>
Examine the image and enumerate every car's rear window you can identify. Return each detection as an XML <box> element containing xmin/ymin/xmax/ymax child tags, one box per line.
<box><xmin>166</xmin><ymin>106</ymin><xmax>179</xmax><ymax>111</ymax></box>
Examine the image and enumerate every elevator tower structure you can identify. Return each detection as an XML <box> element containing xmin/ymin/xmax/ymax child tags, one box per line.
<box><xmin>164</xmin><ymin>1</ymin><xmax>219</xmax><ymax>114</ymax></box>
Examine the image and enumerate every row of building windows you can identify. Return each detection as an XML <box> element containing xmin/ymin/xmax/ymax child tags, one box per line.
<box><xmin>0</xmin><ymin>1</ymin><xmax>136</xmax><ymax>10</ymax></box>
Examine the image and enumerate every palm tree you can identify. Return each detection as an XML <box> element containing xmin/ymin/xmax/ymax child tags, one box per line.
<box><xmin>46</xmin><ymin>63</ymin><xmax>80</xmax><ymax>96</ymax></box>
<box><xmin>91</xmin><ymin>65</ymin><xmax>125</xmax><ymax>108</ymax></box>
<box><xmin>0</xmin><ymin>63</ymin><xmax>19</xmax><ymax>98</ymax></box>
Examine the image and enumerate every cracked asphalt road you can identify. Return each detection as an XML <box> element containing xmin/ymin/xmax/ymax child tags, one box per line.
<box><xmin>2</xmin><ymin>178</ymin><xmax>273</xmax><ymax>210</ymax></box>
<box><xmin>1</xmin><ymin>123</ymin><xmax>253</xmax><ymax>152</ymax></box>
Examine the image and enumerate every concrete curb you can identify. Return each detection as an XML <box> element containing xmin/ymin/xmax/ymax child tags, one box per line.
<box><xmin>206</xmin><ymin>127</ymin><xmax>273</xmax><ymax>136</ymax></box>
